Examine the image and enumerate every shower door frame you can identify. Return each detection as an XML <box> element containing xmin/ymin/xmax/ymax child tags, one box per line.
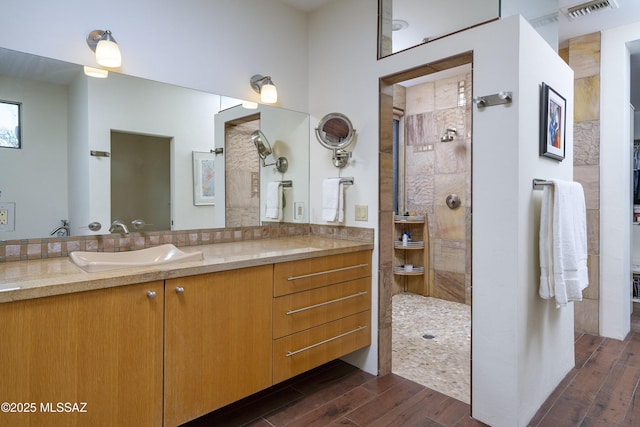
<box><xmin>377</xmin><ymin>51</ymin><xmax>474</xmax><ymax>377</ymax></box>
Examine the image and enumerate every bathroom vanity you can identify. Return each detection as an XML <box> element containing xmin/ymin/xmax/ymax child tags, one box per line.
<box><xmin>0</xmin><ymin>236</ymin><xmax>372</xmax><ymax>427</ymax></box>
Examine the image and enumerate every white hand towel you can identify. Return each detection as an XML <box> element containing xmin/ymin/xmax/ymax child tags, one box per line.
<box><xmin>539</xmin><ymin>184</ymin><xmax>554</xmax><ymax>300</ymax></box>
<box><xmin>539</xmin><ymin>179</ymin><xmax>589</xmax><ymax>308</ymax></box>
<box><xmin>265</xmin><ymin>182</ymin><xmax>282</xmax><ymax>220</ymax></box>
<box><xmin>322</xmin><ymin>178</ymin><xmax>342</xmax><ymax>222</ymax></box>
<box><xmin>338</xmin><ymin>182</ymin><xmax>345</xmax><ymax>223</ymax></box>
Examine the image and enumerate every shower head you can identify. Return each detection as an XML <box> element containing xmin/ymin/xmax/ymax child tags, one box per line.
<box><xmin>441</xmin><ymin>127</ymin><xmax>457</xmax><ymax>142</ymax></box>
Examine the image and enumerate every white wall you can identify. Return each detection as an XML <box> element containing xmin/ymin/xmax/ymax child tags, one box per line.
<box><xmin>600</xmin><ymin>23</ymin><xmax>640</xmax><ymax>339</ymax></box>
<box><xmin>309</xmin><ymin>3</ymin><xmax>574</xmax><ymax>425</ymax></box>
<box><xmin>515</xmin><ymin>22</ymin><xmax>575</xmax><ymax>424</ymax></box>
<box><xmin>0</xmin><ymin>75</ymin><xmax>69</xmax><ymax>239</ymax></box>
<box><xmin>0</xmin><ymin>0</ymin><xmax>309</xmax><ymax>113</ymax></box>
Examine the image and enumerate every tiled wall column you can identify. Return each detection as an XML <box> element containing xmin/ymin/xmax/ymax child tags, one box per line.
<box><xmin>566</xmin><ymin>33</ymin><xmax>601</xmax><ymax>335</ymax></box>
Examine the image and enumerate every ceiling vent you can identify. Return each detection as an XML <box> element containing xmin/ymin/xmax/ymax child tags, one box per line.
<box><xmin>564</xmin><ymin>0</ymin><xmax>619</xmax><ymax>20</ymax></box>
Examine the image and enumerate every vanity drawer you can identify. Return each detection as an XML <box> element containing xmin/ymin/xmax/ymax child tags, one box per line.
<box><xmin>273</xmin><ymin>277</ymin><xmax>370</xmax><ymax>339</ymax></box>
<box><xmin>273</xmin><ymin>310</ymin><xmax>371</xmax><ymax>384</ymax></box>
<box><xmin>274</xmin><ymin>250</ymin><xmax>371</xmax><ymax>297</ymax></box>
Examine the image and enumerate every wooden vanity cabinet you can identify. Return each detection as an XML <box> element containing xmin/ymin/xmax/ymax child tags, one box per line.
<box><xmin>0</xmin><ymin>281</ymin><xmax>164</xmax><ymax>427</ymax></box>
<box><xmin>0</xmin><ymin>248</ymin><xmax>372</xmax><ymax>427</ymax></box>
<box><xmin>272</xmin><ymin>251</ymin><xmax>372</xmax><ymax>384</ymax></box>
<box><xmin>163</xmin><ymin>265</ymin><xmax>273</xmax><ymax>427</ymax></box>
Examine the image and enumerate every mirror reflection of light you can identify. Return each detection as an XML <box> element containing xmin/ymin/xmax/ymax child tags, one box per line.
<box><xmin>83</xmin><ymin>66</ymin><xmax>109</xmax><ymax>78</ymax></box>
<box><xmin>242</xmin><ymin>101</ymin><xmax>258</xmax><ymax>109</ymax></box>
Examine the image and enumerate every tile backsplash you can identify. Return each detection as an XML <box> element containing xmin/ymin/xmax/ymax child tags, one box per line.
<box><xmin>0</xmin><ymin>223</ymin><xmax>374</xmax><ymax>262</ymax></box>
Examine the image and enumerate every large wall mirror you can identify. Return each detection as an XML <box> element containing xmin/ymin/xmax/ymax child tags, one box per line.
<box><xmin>0</xmin><ymin>47</ymin><xmax>309</xmax><ymax>241</ymax></box>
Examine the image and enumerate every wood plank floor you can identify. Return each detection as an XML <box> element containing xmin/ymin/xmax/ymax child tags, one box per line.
<box><xmin>183</xmin><ymin>311</ymin><xmax>640</xmax><ymax>427</ymax></box>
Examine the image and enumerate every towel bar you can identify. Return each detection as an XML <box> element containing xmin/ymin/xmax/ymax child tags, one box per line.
<box><xmin>532</xmin><ymin>179</ymin><xmax>553</xmax><ymax>190</ymax></box>
<box><xmin>332</xmin><ymin>177</ymin><xmax>354</xmax><ymax>186</ymax></box>
<box><xmin>279</xmin><ymin>180</ymin><xmax>293</xmax><ymax>188</ymax></box>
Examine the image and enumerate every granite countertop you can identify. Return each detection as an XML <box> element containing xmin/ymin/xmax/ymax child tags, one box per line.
<box><xmin>0</xmin><ymin>236</ymin><xmax>373</xmax><ymax>303</ymax></box>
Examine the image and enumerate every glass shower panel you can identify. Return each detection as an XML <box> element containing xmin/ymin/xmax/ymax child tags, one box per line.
<box><xmin>500</xmin><ymin>0</ymin><xmax>559</xmax><ymax>50</ymax></box>
<box><xmin>378</xmin><ymin>0</ymin><xmax>559</xmax><ymax>58</ymax></box>
<box><xmin>378</xmin><ymin>0</ymin><xmax>499</xmax><ymax>58</ymax></box>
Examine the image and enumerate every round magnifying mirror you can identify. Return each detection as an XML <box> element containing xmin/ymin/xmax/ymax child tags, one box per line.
<box><xmin>315</xmin><ymin>113</ymin><xmax>356</xmax><ymax>150</ymax></box>
<box><xmin>251</xmin><ymin>130</ymin><xmax>273</xmax><ymax>160</ymax></box>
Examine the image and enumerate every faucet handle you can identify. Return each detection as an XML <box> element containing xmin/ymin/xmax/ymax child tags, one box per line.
<box><xmin>131</xmin><ymin>219</ymin><xmax>146</xmax><ymax>230</ymax></box>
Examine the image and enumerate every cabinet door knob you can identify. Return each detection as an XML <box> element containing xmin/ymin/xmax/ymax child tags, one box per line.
<box><xmin>146</xmin><ymin>290</ymin><xmax>157</xmax><ymax>299</ymax></box>
<box><xmin>175</xmin><ymin>286</ymin><xmax>185</xmax><ymax>294</ymax></box>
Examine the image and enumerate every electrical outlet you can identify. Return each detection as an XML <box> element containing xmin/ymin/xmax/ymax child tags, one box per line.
<box><xmin>0</xmin><ymin>202</ymin><xmax>15</xmax><ymax>231</ymax></box>
<box><xmin>355</xmin><ymin>205</ymin><xmax>368</xmax><ymax>221</ymax></box>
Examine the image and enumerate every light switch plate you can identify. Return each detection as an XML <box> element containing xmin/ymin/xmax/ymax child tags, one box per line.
<box><xmin>355</xmin><ymin>205</ymin><xmax>368</xmax><ymax>221</ymax></box>
<box><xmin>0</xmin><ymin>202</ymin><xmax>15</xmax><ymax>232</ymax></box>
<box><xmin>294</xmin><ymin>202</ymin><xmax>304</xmax><ymax>221</ymax></box>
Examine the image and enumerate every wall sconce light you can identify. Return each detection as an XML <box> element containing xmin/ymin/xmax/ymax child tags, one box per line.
<box><xmin>83</xmin><ymin>66</ymin><xmax>108</xmax><ymax>78</ymax></box>
<box><xmin>250</xmin><ymin>74</ymin><xmax>278</xmax><ymax>104</ymax></box>
<box><xmin>86</xmin><ymin>30</ymin><xmax>122</xmax><ymax>68</ymax></box>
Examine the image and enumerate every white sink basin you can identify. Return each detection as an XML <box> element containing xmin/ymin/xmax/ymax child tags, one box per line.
<box><xmin>69</xmin><ymin>244</ymin><xmax>204</xmax><ymax>273</ymax></box>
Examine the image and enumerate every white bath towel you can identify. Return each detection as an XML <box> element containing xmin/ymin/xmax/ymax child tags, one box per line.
<box><xmin>265</xmin><ymin>182</ymin><xmax>282</xmax><ymax>220</ymax></box>
<box><xmin>322</xmin><ymin>178</ymin><xmax>343</xmax><ymax>222</ymax></box>
<box><xmin>539</xmin><ymin>179</ymin><xmax>589</xmax><ymax>308</ymax></box>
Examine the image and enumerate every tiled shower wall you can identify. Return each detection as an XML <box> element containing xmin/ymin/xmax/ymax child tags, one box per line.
<box><xmin>562</xmin><ymin>33</ymin><xmax>601</xmax><ymax>335</ymax></box>
<box><xmin>401</xmin><ymin>69</ymin><xmax>472</xmax><ymax>305</ymax></box>
<box><xmin>225</xmin><ymin>120</ymin><xmax>260</xmax><ymax>227</ymax></box>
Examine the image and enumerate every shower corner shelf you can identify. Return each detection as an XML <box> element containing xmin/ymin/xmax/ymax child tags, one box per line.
<box><xmin>393</xmin><ymin>214</ymin><xmax>425</xmax><ymax>223</ymax></box>
<box><xmin>393</xmin><ymin>266</ymin><xmax>425</xmax><ymax>275</ymax></box>
<box><xmin>394</xmin><ymin>241</ymin><xmax>425</xmax><ymax>249</ymax></box>
<box><xmin>392</xmin><ymin>213</ymin><xmax>430</xmax><ymax>296</ymax></box>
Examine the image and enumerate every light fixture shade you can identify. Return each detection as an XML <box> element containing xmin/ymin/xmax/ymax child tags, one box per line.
<box><xmin>260</xmin><ymin>83</ymin><xmax>277</xmax><ymax>104</ymax></box>
<box><xmin>83</xmin><ymin>66</ymin><xmax>109</xmax><ymax>78</ymax></box>
<box><xmin>95</xmin><ymin>39</ymin><xmax>121</xmax><ymax>68</ymax></box>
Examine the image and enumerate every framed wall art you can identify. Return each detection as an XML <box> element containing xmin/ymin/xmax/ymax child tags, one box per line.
<box><xmin>0</xmin><ymin>100</ymin><xmax>21</xmax><ymax>149</ymax></box>
<box><xmin>192</xmin><ymin>151</ymin><xmax>216</xmax><ymax>205</ymax></box>
<box><xmin>539</xmin><ymin>82</ymin><xmax>566</xmax><ymax>161</ymax></box>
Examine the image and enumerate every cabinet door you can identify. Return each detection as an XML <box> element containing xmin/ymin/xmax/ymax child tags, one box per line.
<box><xmin>0</xmin><ymin>281</ymin><xmax>164</xmax><ymax>427</ymax></box>
<box><xmin>164</xmin><ymin>265</ymin><xmax>273</xmax><ymax>427</ymax></box>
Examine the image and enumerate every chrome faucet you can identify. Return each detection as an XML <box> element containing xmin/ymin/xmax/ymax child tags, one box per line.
<box><xmin>49</xmin><ymin>220</ymin><xmax>70</xmax><ymax>237</ymax></box>
<box><xmin>109</xmin><ymin>220</ymin><xmax>129</xmax><ymax>234</ymax></box>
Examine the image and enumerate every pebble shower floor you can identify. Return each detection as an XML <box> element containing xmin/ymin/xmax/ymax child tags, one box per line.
<box><xmin>392</xmin><ymin>292</ymin><xmax>471</xmax><ymax>403</ymax></box>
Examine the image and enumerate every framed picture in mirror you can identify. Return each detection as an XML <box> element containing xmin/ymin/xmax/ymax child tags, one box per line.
<box><xmin>193</xmin><ymin>151</ymin><xmax>216</xmax><ymax>205</ymax></box>
<box><xmin>0</xmin><ymin>100</ymin><xmax>21</xmax><ymax>149</ymax></box>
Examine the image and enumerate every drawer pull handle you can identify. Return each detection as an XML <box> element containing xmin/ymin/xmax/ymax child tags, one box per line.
<box><xmin>286</xmin><ymin>291</ymin><xmax>368</xmax><ymax>315</ymax></box>
<box><xmin>285</xmin><ymin>325</ymin><xmax>368</xmax><ymax>357</ymax></box>
<box><xmin>287</xmin><ymin>263</ymin><xmax>369</xmax><ymax>281</ymax></box>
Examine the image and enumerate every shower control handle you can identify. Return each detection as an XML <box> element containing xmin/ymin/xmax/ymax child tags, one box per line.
<box><xmin>446</xmin><ymin>194</ymin><xmax>461</xmax><ymax>210</ymax></box>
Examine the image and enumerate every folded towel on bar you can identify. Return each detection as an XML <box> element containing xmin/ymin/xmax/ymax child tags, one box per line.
<box><xmin>539</xmin><ymin>179</ymin><xmax>589</xmax><ymax>308</ymax></box>
<box><xmin>265</xmin><ymin>182</ymin><xmax>282</xmax><ymax>220</ymax></box>
<box><xmin>322</xmin><ymin>178</ymin><xmax>344</xmax><ymax>222</ymax></box>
